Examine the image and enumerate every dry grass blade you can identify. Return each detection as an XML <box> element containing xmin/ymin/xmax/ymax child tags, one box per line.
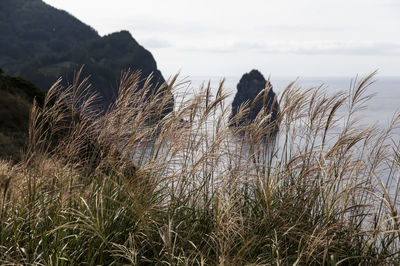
<box><xmin>0</xmin><ymin>70</ymin><xmax>399</xmax><ymax>265</ymax></box>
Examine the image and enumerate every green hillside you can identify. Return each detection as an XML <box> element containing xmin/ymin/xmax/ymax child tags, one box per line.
<box><xmin>14</xmin><ymin>31</ymin><xmax>167</xmax><ymax>107</ymax></box>
<box><xmin>0</xmin><ymin>0</ymin><xmax>172</xmax><ymax>112</ymax></box>
<box><xmin>0</xmin><ymin>0</ymin><xmax>98</xmax><ymax>65</ymax></box>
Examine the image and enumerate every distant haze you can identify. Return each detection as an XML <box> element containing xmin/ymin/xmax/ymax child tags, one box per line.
<box><xmin>42</xmin><ymin>0</ymin><xmax>400</xmax><ymax>78</ymax></box>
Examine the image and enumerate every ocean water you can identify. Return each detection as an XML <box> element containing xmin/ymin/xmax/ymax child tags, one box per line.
<box><xmin>182</xmin><ymin>75</ymin><xmax>400</xmax><ymax>129</ymax></box>
<box><xmin>131</xmin><ymin>75</ymin><xmax>400</xmax><ymax>197</ymax></box>
<box><xmin>165</xmin><ymin>75</ymin><xmax>400</xmax><ymax>194</ymax></box>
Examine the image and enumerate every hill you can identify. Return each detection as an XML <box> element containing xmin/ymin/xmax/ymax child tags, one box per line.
<box><xmin>0</xmin><ymin>0</ymin><xmax>97</xmax><ymax>65</ymax></box>
<box><xmin>0</xmin><ymin>0</ymin><xmax>172</xmax><ymax>113</ymax></box>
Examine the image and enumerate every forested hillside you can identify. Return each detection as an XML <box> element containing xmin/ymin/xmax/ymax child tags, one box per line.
<box><xmin>0</xmin><ymin>0</ymin><xmax>97</xmax><ymax>65</ymax></box>
<box><xmin>0</xmin><ymin>0</ymin><xmax>171</xmax><ymax>111</ymax></box>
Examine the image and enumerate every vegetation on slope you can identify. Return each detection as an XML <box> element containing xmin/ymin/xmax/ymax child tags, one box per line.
<box><xmin>0</xmin><ymin>0</ymin><xmax>172</xmax><ymax>114</ymax></box>
<box><xmin>15</xmin><ymin>31</ymin><xmax>168</xmax><ymax>110</ymax></box>
<box><xmin>0</xmin><ymin>0</ymin><xmax>97</xmax><ymax>64</ymax></box>
<box><xmin>0</xmin><ymin>68</ymin><xmax>45</xmax><ymax>161</ymax></box>
<box><xmin>0</xmin><ymin>71</ymin><xmax>399</xmax><ymax>264</ymax></box>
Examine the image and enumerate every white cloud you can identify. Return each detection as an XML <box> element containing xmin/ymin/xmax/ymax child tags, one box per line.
<box><xmin>181</xmin><ymin>41</ymin><xmax>400</xmax><ymax>56</ymax></box>
<box><xmin>140</xmin><ymin>38</ymin><xmax>172</xmax><ymax>49</ymax></box>
<box><xmin>260</xmin><ymin>25</ymin><xmax>346</xmax><ymax>32</ymax></box>
<box><xmin>42</xmin><ymin>0</ymin><xmax>400</xmax><ymax>76</ymax></box>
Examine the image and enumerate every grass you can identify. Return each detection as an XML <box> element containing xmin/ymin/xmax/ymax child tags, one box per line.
<box><xmin>0</xmin><ymin>70</ymin><xmax>399</xmax><ymax>265</ymax></box>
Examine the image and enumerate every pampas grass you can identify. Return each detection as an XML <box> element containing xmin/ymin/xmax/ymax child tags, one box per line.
<box><xmin>0</xmin><ymin>69</ymin><xmax>399</xmax><ymax>264</ymax></box>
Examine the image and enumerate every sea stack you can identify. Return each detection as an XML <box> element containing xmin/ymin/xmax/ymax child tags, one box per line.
<box><xmin>230</xmin><ymin>69</ymin><xmax>279</xmax><ymax>134</ymax></box>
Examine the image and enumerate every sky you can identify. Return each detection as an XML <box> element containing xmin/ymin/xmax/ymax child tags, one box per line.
<box><xmin>42</xmin><ymin>0</ymin><xmax>400</xmax><ymax>78</ymax></box>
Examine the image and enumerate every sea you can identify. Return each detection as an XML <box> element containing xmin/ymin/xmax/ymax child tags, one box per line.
<box><xmin>134</xmin><ymin>75</ymin><xmax>400</xmax><ymax>195</ymax></box>
<box><xmin>183</xmin><ymin>75</ymin><xmax>400</xmax><ymax>129</ymax></box>
<box><xmin>162</xmin><ymin>75</ymin><xmax>400</xmax><ymax>194</ymax></box>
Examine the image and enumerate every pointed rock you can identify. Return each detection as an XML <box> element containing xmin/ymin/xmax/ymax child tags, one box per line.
<box><xmin>230</xmin><ymin>69</ymin><xmax>279</xmax><ymax>134</ymax></box>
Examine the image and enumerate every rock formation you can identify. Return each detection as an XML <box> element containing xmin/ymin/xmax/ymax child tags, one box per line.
<box><xmin>230</xmin><ymin>69</ymin><xmax>279</xmax><ymax>134</ymax></box>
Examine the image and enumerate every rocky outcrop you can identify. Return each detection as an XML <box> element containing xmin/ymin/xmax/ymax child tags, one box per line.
<box><xmin>230</xmin><ymin>69</ymin><xmax>279</xmax><ymax>134</ymax></box>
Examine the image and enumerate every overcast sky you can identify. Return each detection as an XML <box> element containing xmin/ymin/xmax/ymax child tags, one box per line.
<box><xmin>43</xmin><ymin>0</ymin><xmax>400</xmax><ymax>78</ymax></box>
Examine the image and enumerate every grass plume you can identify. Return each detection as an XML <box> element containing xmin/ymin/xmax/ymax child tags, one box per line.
<box><xmin>0</xmin><ymin>70</ymin><xmax>399</xmax><ymax>264</ymax></box>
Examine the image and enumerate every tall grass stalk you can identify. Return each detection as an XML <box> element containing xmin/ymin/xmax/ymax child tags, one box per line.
<box><xmin>0</xmin><ymin>70</ymin><xmax>399</xmax><ymax>264</ymax></box>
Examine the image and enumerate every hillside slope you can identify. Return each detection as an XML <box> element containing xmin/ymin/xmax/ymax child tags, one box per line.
<box><xmin>0</xmin><ymin>0</ymin><xmax>172</xmax><ymax>113</ymax></box>
<box><xmin>0</xmin><ymin>68</ymin><xmax>45</xmax><ymax>161</ymax></box>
